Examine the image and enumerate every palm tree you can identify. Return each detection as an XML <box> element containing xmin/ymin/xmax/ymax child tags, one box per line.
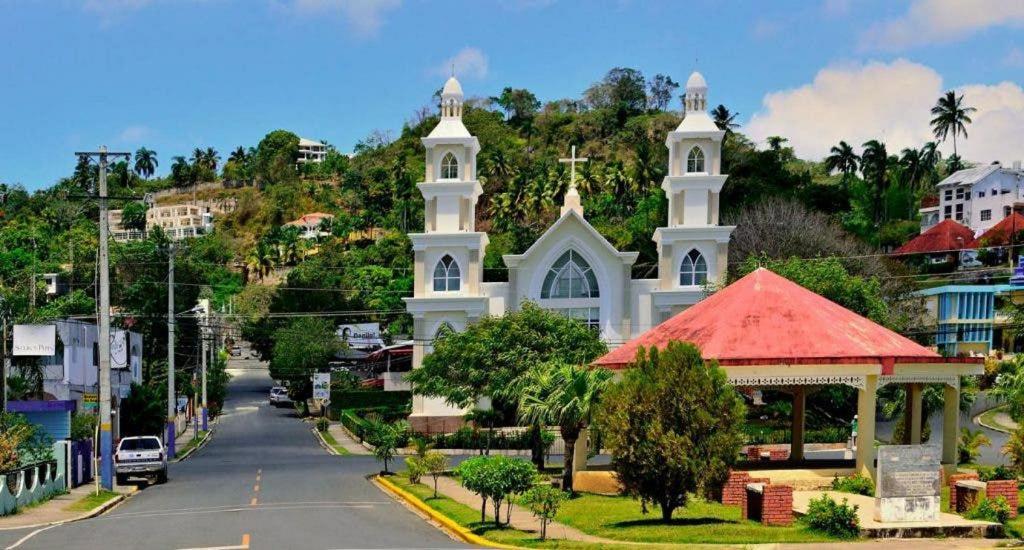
<box><xmin>517</xmin><ymin>362</ymin><xmax>613</xmax><ymax>493</ymax></box>
<box><xmin>711</xmin><ymin>104</ymin><xmax>740</xmax><ymax>134</ymax></box>
<box><xmin>1003</xmin><ymin>426</ymin><xmax>1024</xmax><ymax>476</ymax></box>
<box><xmin>931</xmin><ymin>90</ymin><xmax>976</xmax><ymax>159</ymax></box>
<box><xmin>170</xmin><ymin>156</ymin><xmax>191</xmax><ymax>186</ymax></box>
<box><xmin>133</xmin><ymin>147</ymin><xmax>158</xmax><ymax>179</ymax></box>
<box><xmin>766</xmin><ymin>136</ymin><xmax>789</xmax><ymax>152</ymax></box>
<box><xmin>190</xmin><ymin>147</ymin><xmax>205</xmax><ymax>168</ymax></box>
<box><xmin>204</xmin><ymin>147</ymin><xmax>220</xmax><ymax>172</ymax></box>
<box><xmin>958</xmin><ymin>427</ymin><xmax>991</xmax><ymax>464</ymax></box>
<box><xmin>824</xmin><ymin>141</ymin><xmax>860</xmax><ymax>182</ymax></box>
<box><xmin>229</xmin><ymin>146</ymin><xmax>247</xmax><ymax>164</ymax></box>
<box><xmin>861</xmin><ymin>140</ymin><xmax>889</xmax><ymax>224</ymax></box>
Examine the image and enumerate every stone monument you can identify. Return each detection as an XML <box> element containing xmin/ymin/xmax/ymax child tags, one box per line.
<box><xmin>874</xmin><ymin>445</ymin><xmax>941</xmax><ymax>522</ymax></box>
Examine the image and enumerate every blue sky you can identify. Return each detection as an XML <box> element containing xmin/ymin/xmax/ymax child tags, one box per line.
<box><xmin>2</xmin><ymin>0</ymin><xmax>1022</xmax><ymax>190</ymax></box>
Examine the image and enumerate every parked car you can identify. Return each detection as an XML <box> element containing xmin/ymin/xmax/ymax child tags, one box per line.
<box><xmin>115</xmin><ymin>436</ymin><xmax>167</xmax><ymax>485</ymax></box>
<box><xmin>269</xmin><ymin>386</ymin><xmax>291</xmax><ymax>407</ymax></box>
<box><xmin>229</xmin><ymin>346</ymin><xmax>242</xmax><ymax>356</ymax></box>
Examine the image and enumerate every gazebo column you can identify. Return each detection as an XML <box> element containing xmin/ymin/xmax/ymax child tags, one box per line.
<box><xmin>572</xmin><ymin>428</ymin><xmax>589</xmax><ymax>475</ymax></box>
<box><xmin>791</xmin><ymin>387</ymin><xmax>806</xmax><ymax>462</ymax></box>
<box><xmin>942</xmin><ymin>382</ymin><xmax>959</xmax><ymax>468</ymax></box>
<box><xmin>856</xmin><ymin>375</ymin><xmax>878</xmax><ymax>478</ymax></box>
<box><xmin>908</xmin><ymin>383</ymin><xmax>924</xmax><ymax>444</ymax></box>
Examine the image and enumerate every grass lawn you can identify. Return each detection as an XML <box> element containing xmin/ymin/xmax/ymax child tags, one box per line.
<box><xmin>65</xmin><ymin>490</ymin><xmax>119</xmax><ymax>513</ymax></box>
<box><xmin>1002</xmin><ymin>489</ymin><xmax>1024</xmax><ymax>538</ymax></box>
<box><xmin>555</xmin><ymin>493</ymin><xmax>838</xmax><ymax>545</ymax></box>
<box><xmin>319</xmin><ymin>429</ymin><xmax>351</xmax><ymax>456</ymax></box>
<box><xmin>176</xmin><ymin>430</ymin><xmax>209</xmax><ymax>457</ymax></box>
<box><xmin>979</xmin><ymin>405</ymin><xmax>1015</xmax><ymax>432</ymax></box>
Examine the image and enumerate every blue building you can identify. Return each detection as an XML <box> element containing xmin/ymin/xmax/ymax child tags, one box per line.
<box><xmin>918</xmin><ymin>284</ymin><xmax>1022</xmax><ymax>355</ymax></box>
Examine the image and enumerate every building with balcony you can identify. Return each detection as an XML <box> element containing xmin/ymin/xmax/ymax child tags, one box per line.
<box><xmin>921</xmin><ymin>162</ymin><xmax>1024</xmax><ymax>234</ymax></box>
<box><xmin>298</xmin><ymin>138</ymin><xmax>327</xmax><ymax>164</ymax></box>
<box><xmin>109</xmin><ymin>203</ymin><xmax>214</xmax><ymax>242</ymax></box>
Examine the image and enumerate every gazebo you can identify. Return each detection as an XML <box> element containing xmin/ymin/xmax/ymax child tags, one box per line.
<box><xmin>594</xmin><ymin>268</ymin><xmax>984</xmax><ymax>479</ymax></box>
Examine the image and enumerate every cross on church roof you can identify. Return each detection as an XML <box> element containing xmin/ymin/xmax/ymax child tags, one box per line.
<box><xmin>558</xmin><ymin>145</ymin><xmax>589</xmax><ymax>190</ymax></box>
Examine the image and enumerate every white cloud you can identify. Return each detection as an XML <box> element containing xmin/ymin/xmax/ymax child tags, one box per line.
<box><xmin>1004</xmin><ymin>47</ymin><xmax>1024</xmax><ymax>68</ymax></box>
<box><xmin>118</xmin><ymin>125</ymin><xmax>153</xmax><ymax>142</ymax></box>
<box><xmin>860</xmin><ymin>0</ymin><xmax>1024</xmax><ymax>51</ymax></box>
<box><xmin>745</xmin><ymin>59</ymin><xmax>1024</xmax><ymax>166</ymax></box>
<box><xmin>287</xmin><ymin>0</ymin><xmax>401</xmax><ymax>37</ymax></box>
<box><xmin>436</xmin><ymin>47</ymin><xmax>489</xmax><ymax>80</ymax></box>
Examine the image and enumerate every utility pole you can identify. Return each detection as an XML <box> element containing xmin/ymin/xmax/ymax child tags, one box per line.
<box><xmin>76</xmin><ymin>146</ymin><xmax>130</xmax><ymax>491</ymax></box>
<box><xmin>200</xmin><ymin>299</ymin><xmax>209</xmax><ymax>432</ymax></box>
<box><xmin>166</xmin><ymin>243</ymin><xmax>176</xmax><ymax>458</ymax></box>
<box><xmin>1</xmin><ymin>310</ymin><xmax>8</xmax><ymax>413</ymax></box>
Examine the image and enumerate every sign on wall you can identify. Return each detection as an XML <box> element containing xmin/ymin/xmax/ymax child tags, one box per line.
<box><xmin>312</xmin><ymin>372</ymin><xmax>331</xmax><ymax>401</ymax></box>
<box><xmin>110</xmin><ymin>330</ymin><xmax>128</xmax><ymax>369</ymax></box>
<box><xmin>13</xmin><ymin>324</ymin><xmax>56</xmax><ymax>356</ymax></box>
<box><xmin>336</xmin><ymin>323</ymin><xmax>384</xmax><ymax>349</ymax></box>
<box><xmin>82</xmin><ymin>392</ymin><xmax>98</xmax><ymax>413</ymax></box>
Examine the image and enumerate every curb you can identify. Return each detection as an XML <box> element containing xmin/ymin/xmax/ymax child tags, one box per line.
<box><xmin>173</xmin><ymin>418</ymin><xmax>218</xmax><ymax>463</ymax></box>
<box><xmin>0</xmin><ymin>489</ymin><xmax>131</xmax><ymax>532</ymax></box>
<box><xmin>974</xmin><ymin>404</ymin><xmax>1015</xmax><ymax>434</ymax></box>
<box><xmin>311</xmin><ymin>427</ymin><xmax>341</xmax><ymax>456</ymax></box>
<box><xmin>373</xmin><ymin>475</ymin><xmax>520</xmax><ymax>549</ymax></box>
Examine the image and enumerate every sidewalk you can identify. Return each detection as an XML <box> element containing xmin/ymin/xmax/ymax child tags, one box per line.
<box><xmin>0</xmin><ymin>484</ymin><xmax>127</xmax><ymax>530</ymax></box>
<box><xmin>433</xmin><ymin>475</ymin><xmax>606</xmax><ymax>542</ymax></box>
<box><xmin>327</xmin><ymin>422</ymin><xmax>371</xmax><ymax>455</ymax></box>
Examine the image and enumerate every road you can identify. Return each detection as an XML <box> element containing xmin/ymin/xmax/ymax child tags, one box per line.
<box><xmin>0</xmin><ymin>366</ymin><xmax>465</xmax><ymax>550</ymax></box>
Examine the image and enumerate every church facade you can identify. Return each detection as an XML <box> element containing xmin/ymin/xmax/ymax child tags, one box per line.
<box><xmin>404</xmin><ymin>72</ymin><xmax>735</xmax><ymax>431</ymax></box>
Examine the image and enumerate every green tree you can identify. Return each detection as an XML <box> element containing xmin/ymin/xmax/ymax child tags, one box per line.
<box><xmin>931</xmin><ymin>90</ymin><xmax>976</xmax><ymax>158</ymax></box>
<box><xmin>406</xmin><ymin>302</ymin><xmax>607</xmax><ymax>410</ymax></box>
<box><xmin>455</xmin><ymin>455</ymin><xmax>537</xmax><ymax>525</ymax></box>
<box><xmin>710</xmin><ymin>104</ymin><xmax>739</xmax><ymax>134</ymax></box>
<box><xmin>253</xmin><ymin>130</ymin><xmax>300</xmax><ymax>186</ymax></box>
<box><xmin>824</xmin><ymin>141</ymin><xmax>859</xmax><ymax>183</ymax></box>
<box><xmin>598</xmin><ymin>342</ymin><xmax>746</xmax><ymax>522</ymax></box>
<box><xmin>120</xmin><ymin>382</ymin><xmax>166</xmax><ymax>437</ymax></box>
<box><xmin>423</xmin><ymin>450</ymin><xmax>449</xmax><ymax>498</ymax></box>
<box><xmin>647</xmin><ymin>74</ymin><xmax>679</xmax><ymax>111</ymax></box>
<box><xmin>517</xmin><ymin>361</ymin><xmax>612</xmax><ymax>492</ymax></box>
<box><xmin>959</xmin><ymin>427</ymin><xmax>991</xmax><ymax>464</ymax></box>
<box><xmin>860</xmin><ymin>139</ymin><xmax>889</xmax><ymax>223</ymax></box>
<box><xmin>522</xmin><ymin>485</ymin><xmax>567</xmax><ymax>540</ymax></box>
<box><xmin>121</xmin><ymin>201</ymin><xmax>148</xmax><ymax>231</ymax></box>
<box><xmin>491</xmin><ymin>87</ymin><xmax>540</xmax><ymax>126</ymax></box>
<box><xmin>133</xmin><ymin>147</ymin><xmax>158</xmax><ymax>179</ymax></box>
<box><xmin>269</xmin><ymin>317</ymin><xmax>341</xmax><ymax>382</ymax></box>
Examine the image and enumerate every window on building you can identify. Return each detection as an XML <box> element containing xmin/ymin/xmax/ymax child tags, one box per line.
<box><xmin>1006</xmin><ymin>206</ymin><xmax>1013</xmax><ymax>217</ymax></box>
<box><xmin>981</xmin><ymin>209</ymin><xmax>992</xmax><ymax>221</ymax></box>
<box><xmin>686</xmin><ymin>146</ymin><xmax>705</xmax><ymax>173</ymax></box>
<box><xmin>1002</xmin><ymin>189</ymin><xmax>1010</xmax><ymax>195</ymax></box>
<box><xmin>680</xmin><ymin>249</ymin><xmax>708</xmax><ymax>286</ymax></box>
<box><xmin>978</xmin><ymin>191</ymin><xmax>985</xmax><ymax>199</ymax></box>
<box><xmin>440</xmin><ymin>152</ymin><xmax>459</xmax><ymax>180</ymax></box>
<box><xmin>955</xmin><ymin>203</ymin><xmax>964</xmax><ymax>221</ymax></box>
<box><xmin>944</xmin><ymin>205</ymin><xmax>952</xmax><ymax>219</ymax></box>
<box><xmin>955</xmin><ymin>188</ymin><xmax>965</xmax><ymax>200</ymax></box>
<box><xmin>541</xmin><ymin>250</ymin><xmax>599</xmax><ymax>299</ymax></box>
<box><xmin>432</xmin><ymin>254</ymin><xmax>461</xmax><ymax>292</ymax></box>
<box><xmin>944</xmin><ymin>190</ymin><xmax>953</xmax><ymax>201</ymax></box>
<box><xmin>555</xmin><ymin>307</ymin><xmax>600</xmax><ymax>329</ymax></box>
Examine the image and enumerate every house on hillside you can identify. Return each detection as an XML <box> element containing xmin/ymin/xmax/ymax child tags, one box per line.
<box><xmin>920</xmin><ymin>162</ymin><xmax>1024</xmax><ymax>234</ymax></box>
<box><xmin>109</xmin><ymin>203</ymin><xmax>214</xmax><ymax>242</ymax></box>
<box><xmin>285</xmin><ymin>212</ymin><xmax>334</xmax><ymax>239</ymax></box>
<box><xmin>404</xmin><ymin>71</ymin><xmax>734</xmax><ymax>431</ymax></box>
<box><xmin>893</xmin><ymin>219</ymin><xmax>976</xmax><ymax>266</ymax></box>
<box><xmin>298</xmin><ymin>138</ymin><xmax>327</xmax><ymax>164</ymax></box>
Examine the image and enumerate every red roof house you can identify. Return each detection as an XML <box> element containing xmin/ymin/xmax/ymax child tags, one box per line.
<box><xmin>595</xmin><ymin>268</ymin><xmax>974</xmax><ymax>370</ymax></box>
<box><xmin>975</xmin><ymin>212</ymin><xmax>1024</xmax><ymax>246</ymax></box>
<box><xmin>892</xmin><ymin>219</ymin><xmax>976</xmax><ymax>256</ymax></box>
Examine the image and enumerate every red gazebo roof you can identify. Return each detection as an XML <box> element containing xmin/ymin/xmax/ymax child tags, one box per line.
<box><xmin>893</xmin><ymin>219</ymin><xmax>976</xmax><ymax>255</ymax></box>
<box><xmin>595</xmin><ymin>268</ymin><xmax>978</xmax><ymax>370</ymax></box>
<box><xmin>976</xmin><ymin>213</ymin><xmax>1024</xmax><ymax>246</ymax></box>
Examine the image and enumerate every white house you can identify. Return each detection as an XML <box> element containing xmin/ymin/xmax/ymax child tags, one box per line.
<box><xmin>298</xmin><ymin>138</ymin><xmax>328</xmax><ymax>164</ymax></box>
<box><xmin>404</xmin><ymin>72</ymin><xmax>734</xmax><ymax>432</ymax></box>
<box><xmin>921</xmin><ymin>163</ymin><xmax>1024</xmax><ymax>235</ymax></box>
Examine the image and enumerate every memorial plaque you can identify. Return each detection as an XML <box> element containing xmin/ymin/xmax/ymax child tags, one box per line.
<box><xmin>874</xmin><ymin>445</ymin><xmax>941</xmax><ymax>522</ymax></box>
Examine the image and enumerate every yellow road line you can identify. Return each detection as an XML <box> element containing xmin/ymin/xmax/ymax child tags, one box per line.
<box><xmin>241</xmin><ymin>533</ymin><xmax>250</xmax><ymax>548</ymax></box>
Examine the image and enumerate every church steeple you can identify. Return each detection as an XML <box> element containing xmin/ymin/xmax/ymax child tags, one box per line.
<box><xmin>683</xmin><ymin>71</ymin><xmax>707</xmax><ymax>113</ymax></box>
<box><xmin>440</xmin><ymin>76</ymin><xmax>464</xmax><ymax>118</ymax></box>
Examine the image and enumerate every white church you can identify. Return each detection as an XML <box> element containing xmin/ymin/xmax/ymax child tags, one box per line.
<box><xmin>404</xmin><ymin>71</ymin><xmax>734</xmax><ymax>432</ymax></box>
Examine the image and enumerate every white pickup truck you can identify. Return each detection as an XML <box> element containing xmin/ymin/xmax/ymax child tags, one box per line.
<box><xmin>115</xmin><ymin>436</ymin><xmax>168</xmax><ymax>485</ymax></box>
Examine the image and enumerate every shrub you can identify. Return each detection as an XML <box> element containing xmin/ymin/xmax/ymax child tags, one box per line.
<box><xmin>423</xmin><ymin>450</ymin><xmax>450</xmax><ymax>498</ymax></box>
<box><xmin>804</xmin><ymin>495</ymin><xmax>860</xmax><ymax>538</ymax></box>
<box><xmin>315</xmin><ymin>417</ymin><xmax>329</xmax><ymax>432</ymax></box>
<box><xmin>522</xmin><ymin>485</ymin><xmax>568</xmax><ymax>540</ymax></box>
<box><xmin>455</xmin><ymin>455</ymin><xmax>538</xmax><ymax>525</ymax></box>
<box><xmin>70</xmin><ymin>412</ymin><xmax>97</xmax><ymax>441</ymax></box>
<box><xmin>328</xmin><ymin>390</ymin><xmax>411</xmax><ymax>412</ymax></box>
<box><xmin>418</xmin><ymin>426</ymin><xmax>555</xmax><ymax>452</ymax></box>
<box><xmin>965</xmin><ymin>497</ymin><xmax>1011</xmax><ymax>524</ymax></box>
<box><xmin>830</xmin><ymin>473</ymin><xmax>874</xmax><ymax>496</ymax></box>
<box><xmin>977</xmin><ymin>465</ymin><xmax>1016</xmax><ymax>482</ymax></box>
<box><xmin>405</xmin><ymin>456</ymin><xmax>427</xmax><ymax>484</ymax></box>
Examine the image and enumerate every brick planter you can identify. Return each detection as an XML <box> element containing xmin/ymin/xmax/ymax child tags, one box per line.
<box><xmin>985</xmin><ymin>479</ymin><xmax>1019</xmax><ymax>518</ymax></box>
<box><xmin>745</xmin><ymin>446</ymin><xmax>790</xmax><ymax>462</ymax></box>
<box><xmin>722</xmin><ymin>471</ymin><xmax>770</xmax><ymax>506</ymax></box>
<box><xmin>743</xmin><ymin>483</ymin><xmax>794</xmax><ymax>526</ymax></box>
<box><xmin>954</xmin><ymin>480</ymin><xmax>986</xmax><ymax>514</ymax></box>
<box><xmin>947</xmin><ymin>472</ymin><xmax>979</xmax><ymax>490</ymax></box>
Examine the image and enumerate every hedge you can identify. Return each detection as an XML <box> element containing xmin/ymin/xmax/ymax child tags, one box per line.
<box><xmin>328</xmin><ymin>390</ymin><xmax>411</xmax><ymax>416</ymax></box>
<box><xmin>745</xmin><ymin>425</ymin><xmax>851</xmax><ymax>445</ymax></box>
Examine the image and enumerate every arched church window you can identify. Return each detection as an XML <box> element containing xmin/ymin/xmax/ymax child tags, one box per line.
<box><xmin>440</xmin><ymin>152</ymin><xmax>459</xmax><ymax>180</ymax></box>
<box><xmin>435</xmin><ymin>322</ymin><xmax>455</xmax><ymax>339</ymax></box>
<box><xmin>541</xmin><ymin>250</ymin><xmax>599</xmax><ymax>299</ymax></box>
<box><xmin>686</xmin><ymin>146</ymin><xmax>705</xmax><ymax>173</ymax></box>
<box><xmin>680</xmin><ymin>249</ymin><xmax>708</xmax><ymax>286</ymax></box>
<box><xmin>432</xmin><ymin>254</ymin><xmax>461</xmax><ymax>292</ymax></box>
